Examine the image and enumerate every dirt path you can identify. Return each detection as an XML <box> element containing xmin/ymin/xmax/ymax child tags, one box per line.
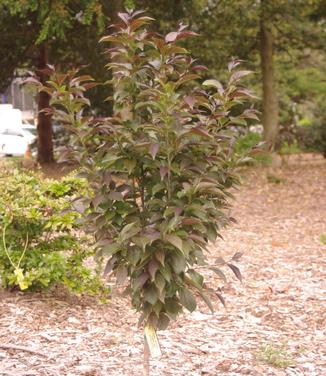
<box><xmin>1</xmin><ymin>158</ymin><xmax>325</xmax><ymax>376</ymax></box>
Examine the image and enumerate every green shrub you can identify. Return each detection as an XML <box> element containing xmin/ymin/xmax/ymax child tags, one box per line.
<box><xmin>234</xmin><ymin>132</ymin><xmax>272</xmax><ymax>165</ymax></box>
<box><xmin>279</xmin><ymin>141</ymin><xmax>302</xmax><ymax>155</ymax></box>
<box><xmin>31</xmin><ymin>10</ymin><xmax>257</xmax><ymax>332</ymax></box>
<box><xmin>298</xmin><ymin>101</ymin><xmax>326</xmax><ymax>157</ymax></box>
<box><xmin>0</xmin><ymin>168</ymin><xmax>105</xmax><ymax>295</ymax></box>
<box><xmin>234</xmin><ymin>132</ymin><xmax>261</xmax><ymax>155</ymax></box>
<box><xmin>302</xmin><ymin>122</ymin><xmax>326</xmax><ymax>157</ymax></box>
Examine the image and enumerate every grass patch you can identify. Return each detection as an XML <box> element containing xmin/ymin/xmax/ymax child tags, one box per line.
<box><xmin>257</xmin><ymin>343</ymin><xmax>296</xmax><ymax>369</ymax></box>
<box><xmin>279</xmin><ymin>141</ymin><xmax>302</xmax><ymax>155</ymax></box>
<box><xmin>320</xmin><ymin>234</ymin><xmax>326</xmax><ymax>245</ymax></box>
<box><xmin>266</xmin><ymin>173</ymin><xmax>286</xmax><ymax>184</ymax></box>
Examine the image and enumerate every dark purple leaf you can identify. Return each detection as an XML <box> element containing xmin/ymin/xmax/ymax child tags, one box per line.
<box><xmin>232</xmin><ymin>252</ymin><xmax>243</xmax><ymax>262</ymax></box>
<box><xmin>165</xmin><ymin>32</ymin><xmax>178</xmax><ymax>43</ymax></box>
<box><xmin>210</xmin><ymin>267</ymin><xmax>227</xmax><ymax>282</ymax></box>
<box><xmin>189</xmin><ymin>126</ymin><xmax>211</xmax><ymax>138</ymax></box>
<box><xmin>155</xmin><ymin>250</ymin><xmax>165</xmax><ymax>266</ymax></box>
<box><xmin>184</xmin><ymin>96</ymin><xmax>196</xmax><ymax>109</ymax></box>
<box><xmin>179</xmin><ymin>287</ymin><xmax>197</xmax><ymax>312</ymax></box>
<box><xmin>118</xmin><ymin>12</ymin><xmax>130</xmax><ymax>25</ymax></box>
<box><xmin>181</xmin><ymin>218</ymin><xmax>201</xmax><ymax>225</ymax></box>
<box><xmin>198</xmin><ymin>290</ymin><xmax>214</xmax><ymax>313</ymax></box>
<box><xmin>148</xmin><ymin>260</ymin><xmax>159</xmax><ymax>280</ymax></box>
<box><xmin>216</xmin><ymin>292</ymin><xmax>226</xmax><ymax>307</ymax></box>
<box><xmin>108</xmin><ymin>191</ymin><xmax>124</xmax><ymax>201</ymax></box>
<box><xmin>230</xmin><ymin>70</ymin><xmax>252</xmax><ymax>83</ymax></box>
<box><xmin>192</xmin><ymin>65</ymin><xmax>208</xmax><ymax>71</ymax></box>
<box><xmin>228</xmin><ymin>59</ymin><xmax>243</xmax><ymax>71</ymax></box>
<box><xmin>160</xmin><ymin>166</ymin><xmax>168</xmax><ymax>180</ymax></box>
<box><xmin>133</xmin><ymin>272</ymin><xmax>149</xmax><ymax>290</ymax></box>
<box><xmin>116</xmin><ymin>265</ymin><xmax>128</xmax><ymax>285</ymax></box>
<box><xmin>103</xmin><ymin>256</ymin><xmax>117</xmax><ymax>277</ymax></box>
<box><xmin>227</xmin><ymin>263</ymin><xmax>242</xmax><ymax>282</ymax></box>
<box><xmin>150</xmin><ymin>143</ymin><xmax>159</xmax><ymax>159</ymax></box>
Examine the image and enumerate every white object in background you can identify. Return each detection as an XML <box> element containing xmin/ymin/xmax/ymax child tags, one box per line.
<box><xmin>0</xmin><ymin>127</ymin><xmax>35</xmax><ymax>156</ymax></box>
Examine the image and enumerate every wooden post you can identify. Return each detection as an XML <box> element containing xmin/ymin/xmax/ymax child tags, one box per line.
<box><xmin>144</xmin><ymin>335</ymin><xmax>150</xmax><ymax>376</ymax></box>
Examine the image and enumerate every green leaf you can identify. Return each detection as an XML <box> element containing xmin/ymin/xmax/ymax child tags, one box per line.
<box><xmin>120</xmin><ymin>222</ymin><xmax>141</xmax><ymax>242</ymax></box>
<box><xmin>103</xmin><ymin>243</ymin><xmax>120</xmax><ymax>256</ymax></box>
<box><xmin>144</xmin><ymin>285</ymin><xmax>158</xmax><ymax>305</ymax></box>
<box><xmin>178</xmin><ymin>287</ymin><xmax>197</xmax><ymax>312</ymax></box>
<box><xmin>198</xmin><ymin>290</ymin><xmax>214</xmax><ymax>313</ymax></box>
<box><xmin>187</xmin><ymin>269</ymin><xmax>204</xmax><ymax>289</ymax></box>
<box><xmin>159</xmin><ymin>265</ymin><xmax>171</xmax><ymax>283</ymax></box>
<box><xmin>203</xmin><ymin>79</ymin><xmax>224</xmax><ymax>92</ymax></box>
<box><xmin>157</xmin><ymin>313</ymin><xmax>170</xmax><ymax>330</ymax></box>
<box><xmin>108</xmin><ymin>192</ymin><xmax>124</xmax><ymax>201</ymax></box>
<box><xmin>210</xmin><ymin>267</ymin><xmax>227</xmax><ymax>282</ymax></box>
<box><xmin>124</xmin><ymin>159</ymin><xmax>137</xmax><ymax>174</ymax></box>
<box><xmin>116</xmin><ymin>265</ymin><xmax>128</xmax><ymax>285</ymax></box>
<box><xmin>152</xmin><ymin>183</ymin><xmax>165</xmax><ymax>195</ymax></box>
<box><xmin>154</xmin><ymin>273</ymin><xmax>166</xmax><ymax>293</ymax></box>
<box><xmin>171</xmin><ymin>252</ymin><xmax>187</xmax><ymax>274</ymax></box>
<box><xmin>165</xmin><ymin>298</ymin><xmax>181</xmax><ymax>316</ymax></box>
<box><xmin>165</xmin><ymin>234</ymin><xmax>184</xmax><ymax>253</ymax></box>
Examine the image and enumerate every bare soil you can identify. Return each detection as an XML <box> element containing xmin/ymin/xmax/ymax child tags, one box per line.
<box><xmin>1</xmin><ymin>155</ymin><xmax>325</xmax><ymax>376</ymax></box>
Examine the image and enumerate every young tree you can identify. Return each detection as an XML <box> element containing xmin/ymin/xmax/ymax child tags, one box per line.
<box><xmin>33</xmin><ymin>11</ymin><xmax>256</xmax><ymax>361</ymax></box>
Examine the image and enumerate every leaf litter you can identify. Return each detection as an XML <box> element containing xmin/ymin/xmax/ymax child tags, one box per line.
<box><xmin>0</xmin><ymin>155</ymin><xmax>325</xmax><ymax>375</ymax></box>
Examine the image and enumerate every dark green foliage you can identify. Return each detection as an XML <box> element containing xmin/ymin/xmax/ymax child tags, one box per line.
<box><xmin>33</xmin><ymin>10</ymin><xmax>256</xmax><ymax>330</ymax></box>
<box><xmin>234</xmin><ymin>132</ymin><xmax>272</xmax><ymax>165</ymax></box>
<box><xmin>300</xmin><ymin>103</ymin><xmax>326</xmax><ymax>157</ymax></box>
<box><xmin>234</xmin><ymin>132</ymin><xmax>261</xmax><ymax>156</ymax></box>
<box><xmin>0</xmin><ymin>166</ymin><xmax>105</xmax><ymax>294</ymax></box>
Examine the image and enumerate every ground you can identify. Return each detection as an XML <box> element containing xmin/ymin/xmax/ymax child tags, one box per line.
<box><xmin>0</xmin><ymin>155</ymin><xmax>325</xmax><ymax>376</ymax></box>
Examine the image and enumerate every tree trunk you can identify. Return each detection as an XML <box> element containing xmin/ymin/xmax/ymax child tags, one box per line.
<box><xmin>260</xmin><ymin>2</ymin><xmax>279</xmax><ymax>150</ymax></box>
<box><xmin>37</xmin><ymin>44</ymin><xmax>54</xmax><ymax>163</ymax></box>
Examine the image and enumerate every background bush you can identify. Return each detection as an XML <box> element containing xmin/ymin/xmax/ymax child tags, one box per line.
<box><xmin>0</xmin><ymin>164</ymin><xmax>106</xmax><ymax>295</ymax></box>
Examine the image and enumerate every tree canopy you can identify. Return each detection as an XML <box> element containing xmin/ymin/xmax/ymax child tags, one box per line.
<box><xmin>0</xmin><ymin>0</ymin><xmax>325</xmax><ymax>156</ymax></box>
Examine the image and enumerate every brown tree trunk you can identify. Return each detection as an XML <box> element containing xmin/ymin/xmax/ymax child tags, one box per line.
<box><xmin>37</xmin><ymin>44</ymin><xmax>54</xmax><ymax>163</ymax></box>
<box><xmin>260</xmin><ymin>2</ymin><xmax>279</xmax><ymax>150</ymax></box>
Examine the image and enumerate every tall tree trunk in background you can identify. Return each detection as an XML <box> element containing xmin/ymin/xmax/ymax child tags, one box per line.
<box><xmin>260</xmin><ymin>1</ymin><xmax>279</xmax><ymax>150</ymax></box>
<box><xmin>37</xmin><ymin>44</ymin><xmax>54</xmax><ymax>163</ymax></box>
<box><xmin>110</xmin><ymin>0</ymin><xmax>132</xmax><ymax>121</ymax></box>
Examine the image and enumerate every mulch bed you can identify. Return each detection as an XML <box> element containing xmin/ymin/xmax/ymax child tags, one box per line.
<box><xmin>1</xmin><ymin>155</ymin><xmax>325</xmax><ymax>375</ymax></box>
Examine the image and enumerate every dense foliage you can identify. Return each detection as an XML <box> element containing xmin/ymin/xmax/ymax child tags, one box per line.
<box><xmin>1</xmin><ymin>1</ymin><xmax>324</xmax><ymax>158</ymax></box>
<box><xmin>33</xmin><ymin>11</ymin><xmax>257</xmax><ymax>330</ymax></box>
<box><xmin>0</xmin><ymin>164</ymin><xmax>105</xmax><ymax>294</ymax></box>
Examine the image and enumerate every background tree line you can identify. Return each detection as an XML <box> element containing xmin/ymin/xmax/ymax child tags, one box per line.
<box><xmin>0</xmin><ymin>0</ymin><xmax>325</xmax><ymax>162</ymax></box>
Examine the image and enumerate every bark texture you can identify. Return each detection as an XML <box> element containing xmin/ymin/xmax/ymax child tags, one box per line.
<box><xmin>260</xmin><ymin>2</ymin><xmax>279</xmax><ymax>150</ymax></box>
<box><xmin>37</xmin><ymin>44</ymin><xmax>54</xmax><ymax>163</ymax></box>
